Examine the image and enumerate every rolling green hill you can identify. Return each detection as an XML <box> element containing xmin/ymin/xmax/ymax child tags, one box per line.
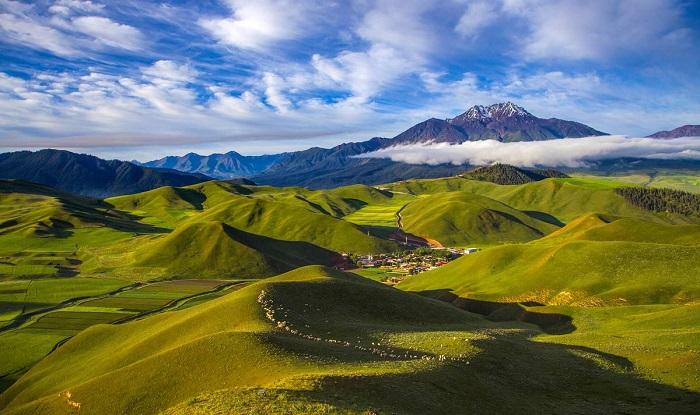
<box><xmin>386</xmin><ymin>176</ymin><xmax>699</xmax><ymax>224</ymax></box>
<box><xmin>189</xmin><ymin>196</ymin><xmax>398</xmax><ymax>254</ymax></box>
<box><xmin>2</xmin><ymin>266</ymin><xmax>696</xmax><ymax>414</ymax></box>
<box><xmin>398</xmin><ymin>213</ymin><xmax>700</xmax><ymax>391</ymax></box>
<box><xmin>0</xmin><ymin>180</ymin><xmax>159</xmax><ymax>238</ymax></box>
<box><xmin>132</xmin><ymin>221</ymin><xmax>338</xmax><ymax>279</ymax></box>
<box><xmin>2</xmin><ymin>172</ymin><xmax>700</xmax><ymax>411</ymax></box>
<box><xmin>399</xmin><ymin>214</ymin><xmax>700</xmax><ymax>305</ymax></box>
<box><xmin>0</xmin><ymin>180</ymin><xmax>400</xmax><ymax>283</ymax></box>
<box><xmin>399</xmin><ymin>191</ymin><xmax>559</xmax><ymax>246</ymax></box>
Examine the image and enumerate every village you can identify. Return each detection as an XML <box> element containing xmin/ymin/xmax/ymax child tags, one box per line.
<box><xmin>349</xmin><ymin>247</ymin><xmax>479</xmax><ymax>285</ymax></box>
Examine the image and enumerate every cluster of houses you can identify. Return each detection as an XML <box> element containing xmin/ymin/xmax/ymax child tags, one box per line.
<box><xmin>352</xmin><ymin>247</ymin><xmax>480</xmax><ymax>284</ymax></box>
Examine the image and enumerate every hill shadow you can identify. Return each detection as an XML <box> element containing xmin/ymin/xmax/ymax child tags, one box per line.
<box><xmin>173</xmin><ymin>187</ymin><xmax>206</xmax><ymax>210</ymax></box>
<box><xmin>221</xmin><ymin>225</ymin><xmax>348</xmax><ymax>271</ymax></box>
<box><xmin>523</xmin><ymin>210</ymin><xmax>566</xmax><ymax>227</ymax></box>
<box><xmin>258</xmin><ymin>334</ymin><xmax>700</xmax><ymax>414</ymax></box>
<box><xmin>416</xmin><ymin>289</ymin><xmax>575</xmax><ymax>334</ymax></box>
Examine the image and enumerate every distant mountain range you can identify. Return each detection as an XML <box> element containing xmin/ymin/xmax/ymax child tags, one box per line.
<box><xmin>0</xmin><ymin>149</ymin><xmax>209</xmax><ymax>197</ymax></box>
<box><xmin>1</xmin><ymin>105</ymin><xmax>697</xmax><ymax>194</ymax></box>
<box><xmin>141</xmin><ymin>151</ymin><xmax>283</xmax><ymax>179</ymax></box>
<box><xmin>647</xmin><ymin>125</ymin><xmax>700</xmax><ymax>139</ymax></box>
<box><xmin>141</xmin><ymin>102</ymin><xmax>607</xmax><ymax>186</ymax></box>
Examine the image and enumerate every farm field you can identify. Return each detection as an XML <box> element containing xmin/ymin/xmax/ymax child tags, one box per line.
<box><xmin>0</xmin><ymin>278</ymin><xmax>240</xmax><ymax>391</ymax></box>
<box><xmin>342</xmin><ymin>194</ymin><xmax>416</xmax><ymax>228</ymax></box>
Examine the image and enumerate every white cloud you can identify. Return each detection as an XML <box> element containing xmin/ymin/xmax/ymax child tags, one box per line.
<box><xmin>0</xmin><ymin>2</ymin><xmax>143</xmax><ymax>54</ymax></box>
<box><xmin>49</xmin><ymin>0</ymin><xmax>104</xmax><ymax>16</ymax></box>
<box><xmin>308</xmin><ymin>0</ymin><xmax>435</xmax><ymax>102</ymax></box>
<box><xmin>356</xmin><ymin>0</ymin><xmax>435</xmax><ymax>55</ymax></box>
<box><xmin>71</xmin><ymin>15</ymin><xmax>143</xmax><ymax>50</ymax></box>
<box><xmin>0</xmin><ymin>12</ymin><xmax>78</xmax><ymax>56</ymax></box>
<box><xmin>0</xmin><ymin>61</ymin><xmax>393</xmax><ymax>157</ymax></box>
<box><xmin>199</xmin><ymin>0</ymin><xmax>311</xmax><ymax>50</ymax></box>
<box><xmin>455</xmin><ymin>1</ymin><xmax>498</xmax><ymax>37</ymax></box>
<box><xmin>142</xmin><ymin>60</ymin><xmax>197</xmax><ymax>84</ymax></box>
<box><xmin>512</xmin><ymin>0</ymin><xmax>688</xmax><ymax>60</ymax></box>
<box><xmin>312</xmin><ymin>45</ymin><xmax>413</xmax><ymax>101</ymax></box>
<box><xmin>361</xmin><ymin>136</ymin><xmax>700</xmax><ymax>167</ymax></box>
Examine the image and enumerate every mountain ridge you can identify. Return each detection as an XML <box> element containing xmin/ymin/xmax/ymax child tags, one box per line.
<box><xmin>142</xmin><ymin>151</ymin><xmax>284</xmax><ymax>179</ymax></box>
<box><xmin>391</xmin><ymin>102</ymin><xmax>607</xmax><ymax>145</ymax></box>
<box><xmin>647</xmin><ymin>124</ymin><xmax>700</xmax><ymax>139</ymax></box>
<box><xmin>0</xmin><ymin>149</ymin><xmax>210</xmax><ymax>198</ymax></box>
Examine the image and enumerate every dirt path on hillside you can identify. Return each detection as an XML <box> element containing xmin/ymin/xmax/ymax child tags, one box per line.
<box><xmin>394</xmin><ymin>205</ymin><xmax>443</xmax><ymax>248</ymax></box>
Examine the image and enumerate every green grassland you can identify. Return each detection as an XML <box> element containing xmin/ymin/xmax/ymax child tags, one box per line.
<box><xmin>400</xmin><ymin>191</ymin><xmax>559</xmax><ymax>245</ymax></box>
<box><xmin>2</xmin><ymin>266</ymin><xmax>698</xmax><ymax>414</ymax></box>
<box><xmin>535</xmin><ymin>304</ymin><xmax>700</xmax><ymax>390</ymax></box>
<box><xmin>4</xmin><ymin>175</ymin><xmax>693</xmax><ymax>284</ymax></box>
<box><xmin>384</xmin><ymin>176</ymin><xmax>693</xmax><ymax>223</ymax></box>
<box><xmin>398</xmin><ymin>210</ymin><xmax>700</xmax><ymax>391</ymax></box>
<box><xmin>574</xmin><ymin>173</ymin><xmax>700</xmax><ymax>194</ymax></box>
<box><xmin>1</xmin><ymin>173</ymin><xmax>700</xmax><ymax>412</ymax></box>
<box><xmin>399</xmin><ymin>213</ymin><xmax>700</xmax><ymax>304</ymax></box>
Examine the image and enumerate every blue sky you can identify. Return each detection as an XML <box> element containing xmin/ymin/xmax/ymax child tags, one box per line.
<box><xmin>0</xmin><ymin>0</ymin><xmax>698</xmax><ymax>160</ymax></box>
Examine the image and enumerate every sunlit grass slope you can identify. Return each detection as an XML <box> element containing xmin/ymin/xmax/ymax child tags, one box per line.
<box><xmin>535</xmin><ymin>304</ymin><xmax>700</xmax><ymax>391</ymax></box>
<box><xmin>399</xmin><ymin>215</ymin><xmax>700</xmax><ymax>305</ymax></box>
<box><xmin>189</xmin><ymin>195</ymin><xmax>398</xmax><ymax>254</ymax></box>
<box><xmin>108</xmin><ymin>181</ymin><xmax>400</xmax><ymax>254</ymax></box>
<box><xmin>574</xmin><ymin>173</ymin><xmax>700</xmax><ymax>194</ymax></box>
<box><xmin>1</xmin><ymin>266</ymin><xmax>697</xmax><ymax>414</ymax></box>
<box><xmin>400</xmin><ymin>191</ymin><xmax>559</xmax><ymax>245</ymax></box>
<box><xmin>0</xmin><ymin>180</ymin><xmax>158</xmax><ymax>279</ymax></box>
<box><xmin>132</xmin><ymin>221</ymin><xmax>337</xmax><ymax>278</ymax></box>
<box><xmin>398</xmin><ymin>213</ymin><xmax>700</xmax><ymax>390</ymax></box>
<box><xmin>0</xmin><ymin>180</ymin><xmax>158</xmax><ymax>239</ymax></box>
<box><xmin>386</xmin><ymin>176</ymin><xmax>695</xmax><ymax>223</ymax></box>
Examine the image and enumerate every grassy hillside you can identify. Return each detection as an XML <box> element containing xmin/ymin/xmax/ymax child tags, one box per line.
<box><xmin>385</xmin><ymin>176</ymin><xmax>690</xmax><ymax>223</ymax></box>
<box><xmin>189</xmin><ymin>196</ymin><xmax>398</xmax><ymax>254</ymax></box>
<box><xmin>536</xmin><ymin>304</ymin><xmax>700</xmax><ymax>390</ymax></box>
<box><xmin>398</xmin><ymin>213</ymin><xmax>700</xmax><ymax>390</ymax></box>
<box><xmin>574</xmin><ymin>173</ymin><xmax>700</xmax><ymax>194</ymax></box>
<box><xmin>132</xmin><ymin>221</ymin><xmax>337</xmax><ymax>279</ymax></box>
<box><xmin>399</xmin><ymin>214</ymin><xmax>700</xmax><ymax>305</ymax></box>
<box><xmin>2</xmin><ymin>266</ymin><xmax>697</xmax><ymax>414</ymax></box>
<box><xmin>399</xmin><ymin>191</ymin><xmax>559</xmax><ymax>246</ymax></box>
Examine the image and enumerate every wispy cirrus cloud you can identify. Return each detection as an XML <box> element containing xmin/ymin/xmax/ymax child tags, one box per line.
<box><xmin>0</xmin><ymin>0</ymin><xmax>144</xmax><ymax>55</ymax></box>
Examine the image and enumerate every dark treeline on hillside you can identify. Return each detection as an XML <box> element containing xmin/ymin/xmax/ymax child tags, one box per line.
<box><xmin>615</xmin><ymin>187</ymin><xmax>700</xmax><ymax>216</ymax></box>
<box><xmin>463</xmin><ymin>163</ymin><xmax>569</xmax><ymax>185</ymax></box>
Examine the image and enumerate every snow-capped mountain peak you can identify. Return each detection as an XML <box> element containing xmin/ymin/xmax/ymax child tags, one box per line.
<box><xmin>454</xmin><ymin>102</ymin><xmax>531</xmax><ymax>122</ymax></box>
